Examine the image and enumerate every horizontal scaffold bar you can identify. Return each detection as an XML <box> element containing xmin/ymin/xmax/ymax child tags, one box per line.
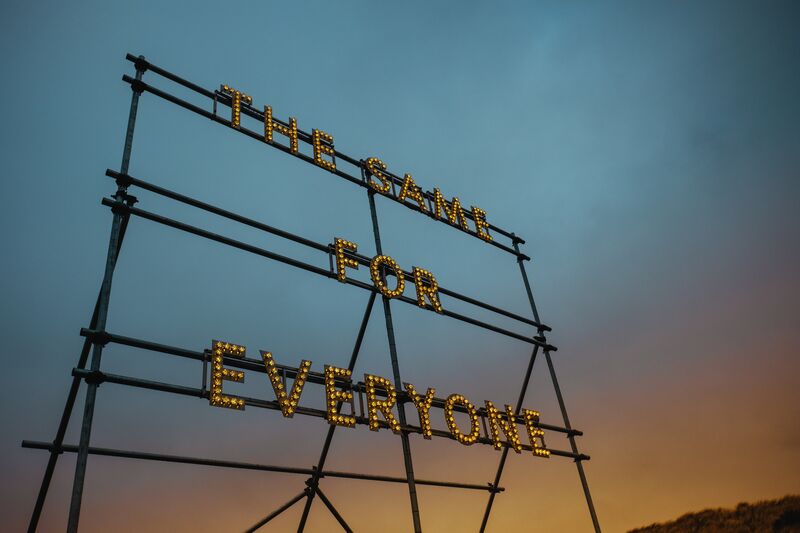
<box><xmin>122</xmin><ymin>53</ymin><xmax>529</xmax><ymax>259</ymax></box>
<box><xmin>105</xmin><ymin>168</ymin><xmax>551</xmax><ymax>333</ymax></box>
<box><xmin>66</xmin><ymin>366</ymin><xmax>587</xmax><ymax>461</ymax></box>
<box><xmin>99</xmin><ymin>196</ymin><xmax>557</xmax><ymax>350</ymax></box>
<box><xmin>20</xmin><ymin>441</ymin><xmax>501</xmax><ymax>492</ymax></box>
<box><xmin>79</xmin><ymin>329</ymin><xmax>584</xmax><ymax>443</ymax></box>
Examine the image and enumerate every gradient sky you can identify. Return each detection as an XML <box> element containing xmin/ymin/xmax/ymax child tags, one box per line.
<box><xmin>1</xmin><ymin>1</ymin><xmax>798</xmax><ymax>532</ymax></box>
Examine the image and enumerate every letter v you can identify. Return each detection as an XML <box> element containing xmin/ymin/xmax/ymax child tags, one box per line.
<box><xmin>260</xmin><ymin>351</ymin><xmax>312</xmax><ymax>418</ymax></box>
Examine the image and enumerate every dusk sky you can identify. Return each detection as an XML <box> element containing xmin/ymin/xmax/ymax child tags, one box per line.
<box><xmin>1</xmin><ymin>1</ymin><xmax>798</xmax><ymax>532</ymax></box>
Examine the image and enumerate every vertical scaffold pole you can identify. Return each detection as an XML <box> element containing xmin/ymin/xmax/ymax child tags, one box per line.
<box><xmin>65</xmin><ymin>56</ymin><xmax>147</xmax><ymax>533</ymax></box>
<box><xmin>366</xmin><ymin>189</ymin><xmax>423</xmax><ymax>533</ymax></box>
<box><xmin>513</xmin><ymin>238</ymin><xmax>601</xmax><ymax>533</ymax></box>
<box><xmin>479</xmin><ymin>236</ymin><xmax>546</xmax><ymax>532</ymax></box>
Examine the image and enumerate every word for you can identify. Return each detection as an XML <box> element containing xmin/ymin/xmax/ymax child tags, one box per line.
<box><xmin>208</xmin><ymin>341</ymin><xmax>550</xmax><ymax>458</ymax></box>
<box><xmin>333</xmin><ymin>238</ymin><xmax>443</xmax><ymax>312</ymax></box>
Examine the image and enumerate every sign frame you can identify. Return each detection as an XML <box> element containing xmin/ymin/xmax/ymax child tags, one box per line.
<box><xmin>22</xmin><ymin>54</ymin><xmax>601</xmax><ymax>533</ymax></box>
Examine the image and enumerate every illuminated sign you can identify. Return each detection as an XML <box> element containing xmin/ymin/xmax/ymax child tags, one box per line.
<box><xmin>209</xmin><ymin>340</ymin><xmax>550</xmax><ymax>458</ymax></box>
<box><xmin>204</xmin><ymin>84</ymin><xmax>550</xmax><ymax>457</ymax></box>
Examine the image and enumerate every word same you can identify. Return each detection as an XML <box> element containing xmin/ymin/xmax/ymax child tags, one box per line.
<box><xmin>208</xmin><ymin>341</ymin><xmax>550</xmax><ymax>458</ymax></box>
<box><xmin>220</xmin><ymin>84</ymin><xmax>494</xmax><ymax>244</ymax></box>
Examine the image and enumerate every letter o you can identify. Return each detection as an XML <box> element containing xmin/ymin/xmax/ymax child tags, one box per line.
<box><xmin>444</xmin><ymin>393</ymin><xmax>481</xmax><ymax>445</ymax></box>
<box><xmin>370</xmin><ymin>255</ymin><xmax>405</xmax><ymax>298</ymax></box>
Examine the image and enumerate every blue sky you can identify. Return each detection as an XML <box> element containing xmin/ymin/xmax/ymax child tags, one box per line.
<box><xmin>1</xmin><ymin>1</ymin><xmax>798</xmax><ymax>531</ymax></box>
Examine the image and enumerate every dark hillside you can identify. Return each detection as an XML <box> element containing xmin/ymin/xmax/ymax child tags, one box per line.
<box><xmin>629</xmin><ymin>495</ymin><xmax>800</xmax><ymax>533</ymax></box>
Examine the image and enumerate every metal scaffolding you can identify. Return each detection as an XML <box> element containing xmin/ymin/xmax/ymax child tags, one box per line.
<box><xmin>22</xmin><ymin>54</ymin><xmax>601</xmax><ymax>533</ymax></box>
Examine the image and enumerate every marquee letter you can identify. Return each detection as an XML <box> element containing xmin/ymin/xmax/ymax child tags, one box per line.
<box><xmin>220</xmin><ymin>85</ymin><xmax>252</xmax><ymax>129</ymax></box>
<box><xmin>209</xmin><ymin>340</ymin><xmax>246</xmax><ymax>410</ymax></box>
<box><xmin>404</xmin><ymin>383</ymin><xmax>436</xmax><ymax>439</ymax></box>
<box><xmin>364</xmin><ymin>157</ymin><xmax>391</xmax><ymax>194</ymax></box>
<box><xmin>471</xmin><ymin>206</ymin><xmax>492</xmax><ymax>242</ymax></box>
<box><xmin>260</xmin><ymin>351</ymin><xmax>312</xmax><ymax>418</ymax></box>
<box><xmin>312</xmin><ymin>129</ymin><xmax>336</xmax><ymax>172</ymax></box>
<box><xmin>433</xmin><ymin>188</ymin><xmax>468</xmax><ymax>229</ymax></box>
<box><xmin>365</xmin><ymin>374</ymin><xmax>401</xmax><ymax>434</ymax></box>
<box><xmin>398</xmin><ymin>174</ymin><xmax>428</xmax><ymax>212</ymax></box>
<box><xmin>412</xmin><ymin>267</ymin><xmax>443</xmax><ymax>313</ymax></box>
<box><xmin>334</xmin><ymin>238</ymin><xmax>359</xmax><ymax>282</ymax></box>
<box><xmin>522</xmin><ymin>409</ymin><xmax>551</xmax><ymax>457</ymax></box>
<box><xmin>264</xmin><ymin>105</ymin><xmax>299</xmax><ymax>154</ymax></box>
<box><xmin>444</xmin><ymin>393</ymin><xmax>480</xmax><ymax>445</ymax></box>
<box><xmin>484</xmin><ymin>401</ymin><xmax>522</xmax><ymax>453</ymax></box>
<box><xmin>324</xmin><ymin>365</ymin><xmax>356</xmax><ymax>427</ymax></box>
<box><xmin>370</xmin><ymin>255</ymin><xmax>405</xmax><ymax>298</ymax></box>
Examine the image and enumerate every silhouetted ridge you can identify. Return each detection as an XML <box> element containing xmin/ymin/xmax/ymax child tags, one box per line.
<box><xmin>629</xmin><ymin>495</ymin><xmax>800</xmax><ymax>532</ymax></box>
